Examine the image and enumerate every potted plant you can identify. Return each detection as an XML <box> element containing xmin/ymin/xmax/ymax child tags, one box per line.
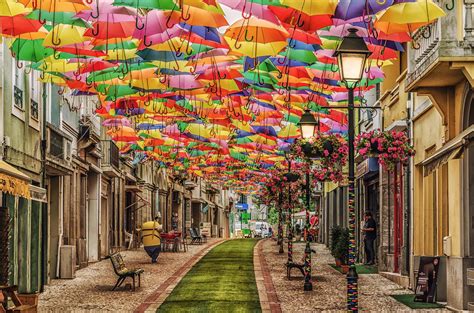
<box><xmin>294</xmin><ymin>224</ymin><xmax>302</xmax><ymax>242</ymax></box>
<box><xmin>330</xmin><ymin>225</ymin><xmax>343</xmax><ymax>265</ymax></box>
<box><xmin>334</xmin><ymin>228</ymin><xmax>350</xmax><ymax>273</ymax></box>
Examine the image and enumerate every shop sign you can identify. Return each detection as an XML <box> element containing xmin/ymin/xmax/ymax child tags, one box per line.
<box><xmin>29</xmin><ymin>185</ymin><xmax>47</xmax><ymax>203</ymax></box>
<box><xmin>414</xmin><ymin>257</ymin><xmax>441</xmax><ymax>303</ymax></box>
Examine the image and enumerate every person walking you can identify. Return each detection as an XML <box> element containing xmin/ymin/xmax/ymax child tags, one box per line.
<box><xmin>142</xmin><ymin>215</ymin><xmax>163</xmax><ymax>263</ymax></box>
<box><xmin>363</xmin><ymin>211</ymin><xmax>377</xmax><ymax>265</ymax></box>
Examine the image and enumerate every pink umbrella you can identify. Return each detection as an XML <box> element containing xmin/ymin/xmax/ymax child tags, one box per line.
<box><xmin>331</xmin><ymin>91</ymin><xmax>364</xmax><ymax>102</ymax></box>
<box><xmin>133</xmin><ymin>10</ymin><xmax>181</xmax><ymax>41</ymax></box>
<box><xmin>169</xmin><ymin>75</ymin><xmax>203</xmax><ymax>90</ymax></box>
<box><xmin>219</xmin><ymin>0</ymin><xmax>280</xmax><ymax>25</ymax></box>
<box><xmin>320</xmin><ymin>118</ymin><xmax>348</xmax><ymax>133</ymax></box>
<box><xmin>136</xmin><ymin>25</ymin><xmax>183</xmax><ymax>49</ymax></box>
<box><xmin>76</xmin><ymin>0</ymin><xmax>138</xmax><ymax>22</ymax></box>
<box><xmin>102</xmin><ymin>117</ymin><xmax>132</xmax><ymax>127</ymax></box>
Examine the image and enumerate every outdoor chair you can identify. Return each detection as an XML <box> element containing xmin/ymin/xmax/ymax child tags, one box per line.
<box><xmin>0</xmin><ymin>285</ymin><xmax>37</xmax><ymax>313</ymax></box>
<box><xmin>189</xmin><ymin>228</ymin><xmax>202</xmax><ymax>244</ymax></box>
<box><xmin>193</xmin><ymin>227</ymin><xmax>207</xmax><ymax>243</ymax></box>
<box><xmin>108</xmin><ymin>253</ymin><xmax>144</xmax><ymax>291</ymax></box>
<box><xmin>286</xmin><ymin>249</ymin><xmax>316</xmax><ymax>280</ymax></box>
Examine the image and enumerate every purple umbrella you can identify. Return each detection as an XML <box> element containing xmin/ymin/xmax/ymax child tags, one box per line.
<box><xmin>319</xmin><ymin>24</ymin><xmax>369</xmax><ymax>38</ymax></box>
<box><xmin>334</xmin><ymin>0</ymin><xmax>394</xmax><ymax>21</ymax></box>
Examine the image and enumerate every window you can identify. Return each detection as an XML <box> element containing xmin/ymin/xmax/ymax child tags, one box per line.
<box><xmin>12</xmin><ymin>64</ymin><xmax>25</xmax><ymax>110</ymax></box>
<box><xmin>375</xmin><ymin>83</ymin><xmax>381</xmax><ymax>100</ymax></box>
<box><xmin>30</xmin><ymin>99</ymin><xmax>39</xmax><ymax>120</ymax></box>
<box><xmin>13</xmin><ymin>85</ymin><xmax>23</xmax><ymax>110</ymax></box>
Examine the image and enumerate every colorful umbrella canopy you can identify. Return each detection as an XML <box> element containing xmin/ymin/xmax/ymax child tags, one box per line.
<box><xmin>0</xmin><ymin>0</ymin><xmax>446</xmax><ymax>193</ymax></box>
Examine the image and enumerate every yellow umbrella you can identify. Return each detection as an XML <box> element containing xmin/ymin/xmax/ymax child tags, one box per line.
<box><xmin>38</xmin><ymin>73</ymin><xmax>67</xmax><ymax>84</ymax></box>
<box><xmin>278</xmin><ymin>124</ymin><xmax>299</xmax><ymax>138</ymax></box>
<box><xmin>280</xmin><ymin>0</ymin><xmax>338</xmax><ymax>15</ymax></box>
<box><xmin>0</xmin><ymin>0</ymin><xmax>31</xmax><ymax>16</ymax></box>
<box><xmin>373</xmin><ymin>20</ymin><xmax>429</xmax><ymax>35</ymax></box>
<box><xmin>130</xmin><ymin>78</ymin><xmax>167</xmax><ymax>90</ymax></box>
<box><xmin>19</xmin><ymin>0</ymin><xmax>89</xmax><ymax>12</ymax></box>
<box><xmin>225</xmin><ymin>39</ymin><xmax>287</xmax><ymax>57</ymax></box>
<box><xmin>375</xmin><ymin>0</ymin><xmax>445</xmax><ymax>24</ymax></box>
<box><xmin>104</xmin><ymin>47</ymin><xmax>137</xmax><ymax>61</ymax></box>
<box><xmin>43</xmin><ymin>24</ymin><xmax>88</xmax><ymax>47</ymax></box>
<box><xmin>183</xmin><ymin>0</ymin><xmax>225</xmax><ymax>14</ymax></box>
<box><xmin>38</xmin><ymin>57</ymin><xmax>82</xmax><ymax>73</ymax></box>
<box><xmin>224</xmin><ymin>17</ymin><xmax>289</xmax><ymax>57</ymax></box>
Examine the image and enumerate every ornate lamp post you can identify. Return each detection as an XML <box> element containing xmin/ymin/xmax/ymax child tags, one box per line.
<box><xmin>298</xmin><ymin>108</ymin><xmax>318</xmax><ymax>292</ymax></box>
<box><xmin>333</xmin><ymin>28</ymin><xmax>371</xmax><ymax>312</ymax></box>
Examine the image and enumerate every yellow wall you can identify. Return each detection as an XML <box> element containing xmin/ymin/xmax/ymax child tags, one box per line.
<box><xmin>448</xmin><ymin>159</ymin><xmax>462</xmax><ymax>256</ymax></box>
<box><xmin>411</xmin><ymin>85</ymin><xmax>465</xmax><ymax>257</ymax></box>
<box><xmin>413</xmin><ymin>103</ymin><xmax>444</xmax><ymax>164</ymax></box>
<box><xmin>381</xmin><ymin>71</ymin><xmax>408</xmax><ymax>128</ymax></box>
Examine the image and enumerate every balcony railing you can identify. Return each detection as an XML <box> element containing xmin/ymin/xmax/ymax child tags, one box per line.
<box><xmin>101</xmin><ymin>140</ymin><xmax>120</xmax><ymax>169</ymax></box>
<box><xmin>406</xmin><ymin>20</ymin><xmax>441</xmax><ymax>86</ymax></box>
<box><xmin>407</xmin><ymin>1</ymin><xmax>474</xmax><ymax>87</ymax></box>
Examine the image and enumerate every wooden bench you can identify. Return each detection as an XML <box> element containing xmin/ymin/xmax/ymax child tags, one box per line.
<box><xmin>0</xmin><ymin>286</ymin><xmax>37</xmax><ymax>313</ymax></box>
<box><xmin>286</xmin><ymin>249</ymin><xmax>316</xmax><ymax>280</ymax></box>
<box><xmin>108</xmin><ymin>253</ymin><xmax>144</xmax><ymax>291</ymax></box>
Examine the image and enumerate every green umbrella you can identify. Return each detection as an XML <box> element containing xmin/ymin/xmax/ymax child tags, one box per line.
<box><xmin>27</xmin><ymin>10</ymin><xmax>90</xmax><ymax>28</ymax></box>
<box><xmin>113</xmin><ymin>0</ymin><xmax>177</xmax><ymax>10</ymax></box>
<box><xmin>10</xmin><ymin>38</ymin><xmax>54</xmax><ymax>62</ymax></box>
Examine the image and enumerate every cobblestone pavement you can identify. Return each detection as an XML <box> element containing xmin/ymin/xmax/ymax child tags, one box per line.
<box><xmin>38</xmin><ymin>239</ymin><xmax>219</xmax><ymax>312</ymax></box>
<box><xmin>262</xmin><ymin>239</ymin><xmax>449</xmax><ymax>313</ymax></box>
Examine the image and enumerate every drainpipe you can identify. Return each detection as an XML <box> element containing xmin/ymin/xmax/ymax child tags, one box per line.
<box><xmin>40</xmin><ymin>82</ymin><xmax>47</xmax><ymax>291</ymax></box>
<box><xmin>56</xmin><ymin>176</ymin><xmax>63</xmax><ymax>278</ymax></box>
<box><xmin>0</xmin><ymin>42</ymin><xmax>4</xmax><ymax>161</ymax></box>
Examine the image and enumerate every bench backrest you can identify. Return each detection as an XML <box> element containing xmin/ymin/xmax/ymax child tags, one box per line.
<box><xmin>189</xmin><ymin>228</ymin><xmax>197</xmax><ymax>238</ymax></box>
<box><xmin>109</xmin><ymin>253</ymin><xmax>129</xmax><ymax>275</ymax></box>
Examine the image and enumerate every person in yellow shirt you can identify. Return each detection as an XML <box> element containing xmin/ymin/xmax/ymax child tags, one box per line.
<box><xmin>141</xmin><ymin>216</ymin><xmax>163</xmax><ymax>263</ymax></box>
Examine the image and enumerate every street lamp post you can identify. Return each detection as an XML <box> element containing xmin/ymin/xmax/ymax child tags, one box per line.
<box><xmin>334</xmin><ymin>28</ymin><xmax>371</xmax><ymax>312</ymax></box>
<box><xmin>298</xmin><ymin>109</ymin><xmax>318</xmax><ymax>292</ymax></box>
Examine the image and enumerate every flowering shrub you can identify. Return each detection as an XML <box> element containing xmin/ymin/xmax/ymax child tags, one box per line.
<box><xmin>290</xmin><ymin>133</ymin><xmax>348</xmax><ymax>183</ymax></box>
<box><xmin>355</xmin><ymin>130</ymin><xmax>415</xmax><ymax>171</ymax></box>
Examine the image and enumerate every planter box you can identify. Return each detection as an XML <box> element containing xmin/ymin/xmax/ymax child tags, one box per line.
<box><xmin>18</xmin><ymin>293</ymin><xmax>38</xmax><ymax>312</ymax></box>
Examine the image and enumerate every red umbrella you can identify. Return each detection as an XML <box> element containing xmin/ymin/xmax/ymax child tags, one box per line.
<box><xmin>0</xmin><ymin>15</ymin><xmax>43</xmax><ymax>36</ymax></box>
<box><xmin>269</xmin><ymin>7</ymin><xmax>333</xmax><ymax>32</ymax></box>
<box><xmin>85</xmin><ymin>20</ymin><xmax>135</xmax><ymax>39</ymax></box>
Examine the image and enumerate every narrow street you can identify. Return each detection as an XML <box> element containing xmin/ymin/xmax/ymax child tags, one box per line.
<box><xmin>1</xmin><ymin>0</ymin><xmax>473</xmax><ymax>312</ymax></box>
<box><xmin>37</xmin><ymin>239</ymin><xmax>448</xmax><ymax>312</ymax></box>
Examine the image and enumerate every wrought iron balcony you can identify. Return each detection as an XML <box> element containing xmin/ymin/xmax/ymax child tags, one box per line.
<box><xmin>101</xmin><ymin>140</ymin><xmax>120</xmax><ymax>174</ymax></box>
<box><xmin>406</xmin><ymin>1</ymin><xmax>474</xmax><ymax>89</ymax></box>
<box><xmin>45</xmin><ymin>124</ymin><xmax>73</xmax><ymax>175</ymax></box>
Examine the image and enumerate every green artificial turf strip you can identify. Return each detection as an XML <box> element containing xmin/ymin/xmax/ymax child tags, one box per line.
<box><xmin>391</xmin><ymin>294</ymin><xmax>445</xmax><ymax>309</ymax></box>
<box><xmin>157</xmin><ymin>239</ymin><xmax>261</xmax><ymax>313</ymax></box>
<box><xmin>329</xmin><ymin>264</ymin><xmax>379</xmax><ymax>274</ymax></box>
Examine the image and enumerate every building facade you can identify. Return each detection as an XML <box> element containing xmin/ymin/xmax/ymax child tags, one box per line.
<box><xmin>406</xmin><ymin>2</ymin><xmax>474</xmax><ymax>309</ymax></box>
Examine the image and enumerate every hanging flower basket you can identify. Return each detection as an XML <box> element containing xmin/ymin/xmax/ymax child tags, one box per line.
<box><xmin>290</xmin><ymin>133</ymin><xmax>348</xmax><ymax>183</ymax></box>
<box><xmin>355</xmin><ymin>130</ymin><xmax>415</xmax><ymax>171</ymax></box>
<box><xmin>283</xmin><ymin>172</ymin><xmax>300</xmax><ymax>182</ymax></box>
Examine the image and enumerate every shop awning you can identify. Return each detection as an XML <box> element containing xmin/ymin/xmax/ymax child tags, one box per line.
<box><xmin>0</xmin><ymin>160</ymin><xmax>31</xmax><ymax>199</ymax></box>
<box><xmin>422</xmin><ymin>125</ymin><xmax>474</xmax><ymax>177</ymax></box>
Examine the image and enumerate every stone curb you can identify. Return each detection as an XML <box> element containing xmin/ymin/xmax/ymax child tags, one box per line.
<box><xmin>254</xmin><ymin>239</ymin><xmax>282</xmax><ymax>313</ymax></box>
